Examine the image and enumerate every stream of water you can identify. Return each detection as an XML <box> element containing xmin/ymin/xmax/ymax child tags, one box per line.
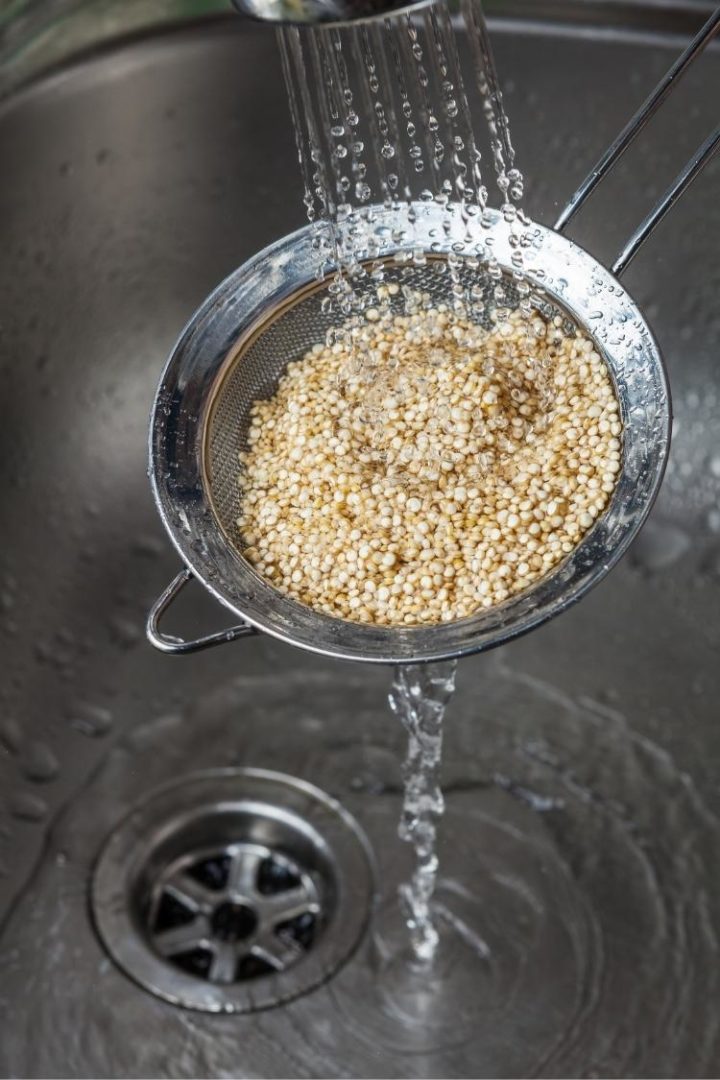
<box><xmin>278</xmin><ymin>0</ymin><xmax>529</xmax><ymax>299</ymax></box>
<box><xmin>278</xmin><ymin>0</ymin><xmax>525</xmax><ymax>962</ymax></box>
<box><xmin>388</xmin><ymin>660</ymin><xmax>458</xmax><ymax>962</ymax></box>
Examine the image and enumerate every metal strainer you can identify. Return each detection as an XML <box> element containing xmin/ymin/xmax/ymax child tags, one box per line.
<box><xmin>147</xmin><ymin>5</ymin><xmax>720</xmax><ymax>662</ymax></box>
<box><xmin>148</xmin><ymin>199</ymin><xmax>671</xmax><ymax>664</ymax></box>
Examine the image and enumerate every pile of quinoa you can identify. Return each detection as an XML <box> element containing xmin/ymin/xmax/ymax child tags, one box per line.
<box><xmin>237</xmin><ymin>292</ymin><xmax>621</xmax><ymax>625</ymax></box>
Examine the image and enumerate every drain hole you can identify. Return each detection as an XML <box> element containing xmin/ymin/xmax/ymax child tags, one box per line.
<box><xmin>173</xmin><ymin>947</ymin><xmax>214</xmax><ymax>978</ymax></box>
<box><xmin>277</xmin><ymin>911</ymin><xmax>317</xmax><ymax>951</ymax></box>
<box><xmin>211</xmin><ymin>902</ymin><xmax>258</xmax><ymax>943</ymax></box>
<box><xmin>153</xmin><ymin>892</ymin><xmax>196</xmax><ymax>933</ymax></box>
<box><xmin>257</xmin><ymin>855</ymin><xmax>302</xmax><ymax>895</ymax></box>
<box><xmin>146</xmin><ymin>843</ymin><xmax>323</xmax><ymax>985</ymax></box>
<box><xmin>187</xmin><ymin>854</ymin><xmax>230</xmax><ymax>891</ymax></box>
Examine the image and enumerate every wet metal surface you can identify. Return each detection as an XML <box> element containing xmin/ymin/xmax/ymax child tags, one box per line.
<box><xmin>1</xmin><ymin>12</ymin><xmax>719</xmax><ymax>1078</ymax></box>
<box><xmin>91</xmin><ymin>767</ymin><xmax>374</xmax><ymax>1012</ymax></box>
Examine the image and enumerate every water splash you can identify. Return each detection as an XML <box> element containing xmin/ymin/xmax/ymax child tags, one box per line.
<box><xmin>389</xmin><ymin>660</ymin><xmax>457</xmax><ymax>962</ymax></box>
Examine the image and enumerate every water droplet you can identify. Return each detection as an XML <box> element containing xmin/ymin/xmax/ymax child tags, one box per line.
<box><xmin>10</xmin><ymin>792</ymin><xmax>48</xmax><ymax>822</ymax></box>
<box><xmin>21</xmin><ymin>742</ymin><xmax>59</xmax><ymax>782</ymax></box>
<box><xmin>108</xmin><ymin>616</ymin><xmax>141</xmax><ymax>649</ymax></box>
<box><xmin>706</xmin><ymin>508</ymin><xmax>720</xmax><ymax>533</ymax></box>
<box><xmin>630</xmin><ymin>519</ymin><xmax>691</xmax><ymax>574</ymax></box>
<box><xmin>69</xmin><ymin>704</ymin><xmax>114</xmax><ymax>738</ymax></box>
<box><xmin>0</xmin><ymin>717</ymin><xmax>21</xmax><ymax>754</ymax></box>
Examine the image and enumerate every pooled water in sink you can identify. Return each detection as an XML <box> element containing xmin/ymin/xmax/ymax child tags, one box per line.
<box><xmin>3</xmin><ymin>663</ymin><xmax>718</xmax><ymax>1075</ymax></box>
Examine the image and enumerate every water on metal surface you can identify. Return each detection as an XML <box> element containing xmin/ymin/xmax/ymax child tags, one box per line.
<box><xmin>1</xmin><ymin>11</ymin><xmax>719</xmax><ymax>1078</ymax></box>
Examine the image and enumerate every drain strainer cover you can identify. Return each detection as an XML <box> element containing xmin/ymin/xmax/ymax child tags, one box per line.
<box><xmin>91</xmin><ymin>768</ymin><xmax>375</xmax><ymax>1012</ymax></box>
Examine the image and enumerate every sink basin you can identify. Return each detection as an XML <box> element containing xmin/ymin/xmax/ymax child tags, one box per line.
<box><xmin>1</xmin><ymin>7</ymin><xmax>719</xmax><ymax>1077</ymax></box>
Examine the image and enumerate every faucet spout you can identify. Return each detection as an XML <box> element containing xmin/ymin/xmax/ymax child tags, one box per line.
<box><xmin>231</xmin><ymin>0</ymin><xmax>433</xmax><ymax>26</ymax></box>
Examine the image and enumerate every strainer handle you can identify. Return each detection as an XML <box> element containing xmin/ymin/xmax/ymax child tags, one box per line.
<box><xmin>554</xmin><ymin>6</ymin><xmax>720</xmax><ymax>232</ymax></box>
<box><xmin>611</xmin><ymin>124</ymin><xmax>720</xmax><ymax>276</ymax></box>
<box><xmin>146</xmin><ymin>568</ymin><xmax>257</xmax><ymax>654</ymax></box>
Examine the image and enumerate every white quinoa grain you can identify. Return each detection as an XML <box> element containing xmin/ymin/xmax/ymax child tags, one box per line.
<box><xmin>237</xmin><ymin>300</ymin><xmax>621</xmax><ymax>625</ymax></box>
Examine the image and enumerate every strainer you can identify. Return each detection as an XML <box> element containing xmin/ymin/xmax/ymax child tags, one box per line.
<box><xmin>147</xmin><ymin>5</ymin><xmax>720</xmax><ymax>662</ymax></box>
<box><xmin>148</xmin><ymin>194</ymin><xmax>674</xmax><ymax>664</ymax></box>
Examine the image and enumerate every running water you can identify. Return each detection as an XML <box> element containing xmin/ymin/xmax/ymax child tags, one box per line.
<box><xmin>277</xmin><ymin>0</ymin><xmax>527</xmax><ymax>294</ymax></box>
<box><xmin>277</xmin><ymin>0</ymin><xmax>527</xmax><ymax>961</ymax></box>
<box><xmin>389</xmin><ymin>660</ymin><xmax>458</xmax><ymax>962</ymax></box>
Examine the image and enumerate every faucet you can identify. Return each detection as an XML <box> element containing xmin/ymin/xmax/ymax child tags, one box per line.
<box><xmin>231</xmin><ymin>0</ymin><xmax>432</xmax><ymax>26</ymax></box>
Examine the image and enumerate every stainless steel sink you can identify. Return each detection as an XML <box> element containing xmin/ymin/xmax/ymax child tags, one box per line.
<box><xmin>1</xmin><ymin>5</ymin><xmax>719</xmax><ymax>1077</ymax></box>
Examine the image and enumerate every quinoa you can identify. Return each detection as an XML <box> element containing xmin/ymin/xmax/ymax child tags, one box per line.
<box><xmin>237</xmin><ymin>295</ymin><xmax>622</xmax><ymax>625</ymax></box>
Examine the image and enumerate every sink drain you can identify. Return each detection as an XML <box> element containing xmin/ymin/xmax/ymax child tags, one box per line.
<box><xmin>148</xmin><ymin>841</ymin><xmax>321</xmax><ymax>984</ymax></box>
<box><xmin>91</xmin><ymin>769</ymin><xmax>375</xmax><ymax>1012</ymax></box>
